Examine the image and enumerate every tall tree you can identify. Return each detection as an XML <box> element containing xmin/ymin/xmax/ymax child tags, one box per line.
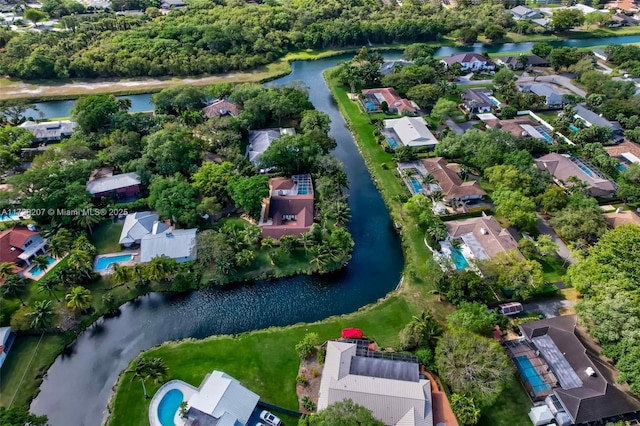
<box><xmin>26</xmin><ymin>299</ymin><xmax>54</xmax><ymax>329</ymax></box>
<box><xmin>1</xmin><ymin>274</ymin><xmax>27</xmax><ymax>305</ymax></box>
<box><xmin>37</xmin><ymin>277</ymin><xmax>61</xmax><ymax>302</ymax></box>
<box><xmin>71</xmin><ymin>94</ymin><xmax>119</xmax><ymax>133</ymax></box>
<box><xmin>226</xmin><ymin>175</ymin><xmax>269</xmax><ymax>220</ymax></box>
<box><xmin>65</xmin><ymin>286</ymin><xmax>93</xmax><ymax>313</ymax></box>
<box><xmin>300</xmin><ymin>400</ymin><xmax>384</xmax><ymax>426</ymax></box>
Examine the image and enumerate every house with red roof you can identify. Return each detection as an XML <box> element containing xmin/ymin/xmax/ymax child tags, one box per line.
<box><xmin>361</xmin><ymin>88</ymin><xmax>419</xmax><ymax>114</ymax></box>
<box><xmin>259</xmin><ymin>174</ymin><xmax>314</xmax><ymax>239</ymax></box>
<box><xmin>202</xmin><ymin>99</ymin><xmax>241</xmax><ymax>118</ymax></box>
<box><xmin>0</xmin><ymin>225</ymin><xmax>46</xmax><ymax>268</ymax></box>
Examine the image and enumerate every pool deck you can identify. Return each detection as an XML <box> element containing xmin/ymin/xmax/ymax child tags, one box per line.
<box><xmin>505</xmin><ymin>338</ymin><xmax>556</xmax><ymax>400</ymax></box>
<box><xmin>149</xmin><ymin>380</ymin><xmax>198</xmax><ymax>426</ymax></box>
<box><xmin>93</xmin><ymin>250</ymin><xmax>140</xmax><ymax>275</ymax></box>
<box><xmin>21</xmin><ymin>256</ymin><xmax>63</xmax><ymax>281</ymax></box>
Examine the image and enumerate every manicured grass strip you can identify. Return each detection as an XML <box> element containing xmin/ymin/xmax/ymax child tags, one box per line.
<box><xmin>0</xmin><ymin>334</ymin><xmax>67</xmax><ymax>407</ymax></box>
<box><xmin>107</xmin><ymin>296</ymin><xmax>414</xmax><ymax>426</ymax></box>
<box><xmin>478</xmin><ymin>372</ymin><xmax>533</xmax><ymax>426</ymax></box>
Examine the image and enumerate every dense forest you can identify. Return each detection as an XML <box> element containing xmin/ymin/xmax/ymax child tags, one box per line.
<box><xmin>0</xmin><ymin>1</ymin><xmax>518</xmax><ymax>79</ymax></box>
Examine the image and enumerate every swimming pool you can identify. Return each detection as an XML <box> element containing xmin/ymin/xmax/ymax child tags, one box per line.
<box><xmin>535</xmin><ymin>127</ymin><xmax>553</xmax><ymax>143</ymax></box>
<box><xmin>514</xmin><ymin>356</ymin><xmax>550</xmax><ymax>393</ymax></box>
<box><xmin>157</xmin><ymin>388</ymin><xmax>183</xmax><ymax>426</ymax></box>
<box><xmin>95</xmin><ymin>254</ymin><xmax>133</xmax><ymax>271</ymax></box>
<box><xmin>577</xmin><ymin>164</ymin><xmax>594</xmax><ymax>177</ymax></box>
<box><xmin>29</xmin><ymin>256</ymin><xmax>56</xmax><ymax>277</ymax></box>
<box><xmin>616</xmin><ymin>163</ymin><xmax>628</xmax><ymax>172</ymax></box>
<box><xmin>387</xmin><ymin>137</ymin><xmax>399</xmax><ymax>148</ymax></box>
<box><xmin>569</xmin><ymin>124</ymin><xmax>579</xmax><ymax>132</ymax></box>
<box><xmin>409</xmin><ymin>177</ymin><xmax>422</xmax><ymax>193</ymax></box>
<box><xmin>0</xmin><ymin>211</ymin><xmax>20</xmax><ymax>222</ymax></box>
<box><xmin>298</xmin><ymin>183</ymin><xmax>309</xmax><ymax>195</ymax></box>
<box><xmin>489</xmin><ymin>96</ymin><xmax>500</xmax><ymax>106</ymax></box>
<box><xmin>365</xmin><ymin>102</ymin><xmax>376</xmax><ymax>111</ymax></box>
<box><xmin>450</xmin><ymin>247</ymin><xmax>469</xmax><ymax>270</ymax></box>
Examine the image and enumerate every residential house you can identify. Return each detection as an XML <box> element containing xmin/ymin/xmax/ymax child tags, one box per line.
<box><xmin>518</xmin><ymin>83</ymin><xmax>565</xmax><ymax>108</ymax></box>
<box><xmin>509</xmin><ymin>5</ymin><xmax>543</xmax><ymax>20</ymax></box>
<box><xmin>461</xmin><ymin>88</ymin><xmax>497</xmax><ymax>114</ymax></box>
<box><xmin>202</xmin><ymin>99</ymin><xmax>241</xmax><ymax>118</ymax></box>
<box><xmin>119</xmin><ymin>211</ymin><xmax>170</xmax><ymax>247</ymax></box>
<box><xmin>421</xmin><ymin>157</ymin><xmax>486</xmax><ymax>204</ymax></box>
<box><xmin>592</xmin><ymin>48</ymin><xmax>609</xmax><ymax>61</ymax></box>
<box><xmin>86</xmin><ymin>171</ymin><xmax>141</xmax><ymax>199</ymax></box>
<box><xmin>602</xmin><ymin>209</ymin><xmax>640</xmax><ymax>228</ymax></box>
<box><xmin>0</xmin><ymin>225</ymin><xmax>46</xmax><ymax>267</ymax></box>
<box><xmin>361</xmin><ymin>88</ymin><xmax>419</xmax><ymax>114</ymax></box>
<box><xmin>259</xmin><ymin>174</ymin><xmax>314</xmax><ymax>239</ymax></box>
<box><xmin>605</xmin><ymin>140</ymin><xmax>640</xmax><ymax>165</ymax></box>
<box><xmin>574</xmin><ymin>104</ymin><xmax>625</xmax><ymax>142</ymax></box>
<box><xmin>605</xmin><ymin>0</ymin><xmax>639</xmax><ymax>13</ymax></box>
<box><xmin>383</xmin><ymin>117</ymin><xmax>438</xmax><ymax>149</ymax></box>
<box><xmin>140</xmin><ymin>228</ymin><xmax>197</xmax><ymax>263</ymax></box>
<box><xmin>19</xmin><ymin>120</ymin><xmax>76</xmax><ymax>143</ymax></box>
<box><xmin>496</xmin><ymin>54</ymin><xmax>549</xmax><ymax>70</ymax></box>
<box><xmin>150</xmin><ymin>371</ymin><xmax>259</xmax><ymax>426</ymax></box>
<box><xmin>518</xmin><ymin>316</ymin><xmax>640</xmax><ymax>425</ymax></box>
<box><xmin>0</xmin><ymin>326</ymin><xmax>15</xmax><ymax>370</ymax></box>
<box><xmin>160</xmin><ymin>0</ymin><xmax>185</xmax><ymax>8</ymax></box>
<box><xmin>610</xmin><ymin>12</ymin><xmax>638</xmax><ymax>26</ymax></box>
<box><xmin>478</xmin><ymin>114</ymin><xmax>555</xmax><ymax>143</ymax></box>
<box><xmin>318</xmin><ymin>340</ymin><xmax>439</xmax><ymax>426</ymax></box>
<box><xmin>535</xmin><ymin>153</ymin><xmax>618</xmax><ymax>197</ymax></box>
<box><xmin>440</xmin><ymin>53</ymin><xmax>493</xmax><ymax>72</ymax></box>
<box><xmin>380</xmin><ymin>60</ymin><xmax>413</xmax><ymax>75</ymax></box>
<box><xmin>445</xmin><ymin>215</ymin><xmax>521</xmax><ymax>261</ymax></box>
<box><xmin>246</xmin><ymin>128</ymin><xmax>295</xmax><ymax>165</ymax></box>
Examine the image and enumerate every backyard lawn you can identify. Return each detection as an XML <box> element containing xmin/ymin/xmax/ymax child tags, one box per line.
<box><xmin>91</xmin><ymin>220</ymin><xmax>124</xmax><ymax>254</ymax></box>
<box><xmin>540</xmin><ymin>256</ymin><xmax>567</xmax><ymax>283</ymax></box>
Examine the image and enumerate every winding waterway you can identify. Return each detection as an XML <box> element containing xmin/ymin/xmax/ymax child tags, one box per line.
<box><xmin>29</xmin><ymin>35</ymin><xmax>640</xmax><ymax>425</ymax></box>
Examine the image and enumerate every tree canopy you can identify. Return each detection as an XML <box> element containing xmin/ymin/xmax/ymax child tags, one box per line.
<box><xmin>300</xmin><ymin>400</ymin><xmax>384</xmax><ymax>426</ymax></box>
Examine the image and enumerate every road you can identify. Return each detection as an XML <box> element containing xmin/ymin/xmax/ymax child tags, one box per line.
<box><xmin>458</xmin><ymin>74</ymin><xmax>587</xmax><ymax>97</ymax></box>
<box><xmin>536</xmin><ymin>213</ymin><xmax>577</xmax><ymax>265</ymax></box>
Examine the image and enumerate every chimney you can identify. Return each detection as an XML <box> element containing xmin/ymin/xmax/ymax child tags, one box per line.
<box><xmin>585</xmin><ymin>367</ymin><xmax>596</xmax><ymax>377</ymax></box>
<box><xmin>616</xmin><ymin>207</ymin><xmax>622</xmax><ymax>213</ymax></box>
<box><xmin>480</xmin><ymin>227</ymin><xmax>488</xmax><ymax>235</ymax></box>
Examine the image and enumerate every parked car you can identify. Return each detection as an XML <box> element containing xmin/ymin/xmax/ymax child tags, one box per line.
<box><xmin>259</xmin><ymin>410</ymin><xmax>282</xmax><ymax>426</ymax></box>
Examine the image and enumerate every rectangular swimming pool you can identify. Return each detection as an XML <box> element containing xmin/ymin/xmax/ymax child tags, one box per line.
<box><xmin>514</xmin><ymin>355</ymin><xmax>550</xmax><ymax>393</ymax></box>
<box><xmin>95</xmin><ymin>254</ymin><xmax>133</xmax><ymax>271</ymax></box>
<box><xmin>29</xmin><ymin>256</ymin><xmax>56</xmax><ymax>277</ymax></box>
<box><xmin>569</xmin><ymin>124</ymin><xmax>579</xmax><ymax>132</ymax></box>
<box><xmin>450</xmin><ymin>247</ymin><xmax>469</xmax><ymax>270</ymax></box>
<box><xmin>616</xmin><ymin>163</ymin><xmax>628</xmax><ymax>172</ymax></box>
<box><xmin>387</xmin><ymin>137</ymin><xmax>399</xmax><ymax>148</ymax></box>
<box><xmin>409</xmin><ymin>177</ymin><xmax>422</xmax><ymax>193</ymax></box>
<box><xmin>577</xmin><ymin>163</ymin><xmax>594</xmax><ymax>177</ymax></box>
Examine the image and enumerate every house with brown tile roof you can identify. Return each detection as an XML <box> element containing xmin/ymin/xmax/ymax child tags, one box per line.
<box><xmin>421</xmin><ymin>157</ymin><xmax>486</xmax><ymax>204</ymax></box>
<box><xmin>259</xmin><ymin>174</ymin><xmax>314</xmax><ymax>239</ymax></box>
<box><xmin>361</xmin><ymin>88</ymin><xmax>418</xmax><ymax>114</ymax></box>
<box><xmin>202</xmin><ymin>99</ymin><xmax>241</xmax><ymax>118</ymax></box>
<box><xmin>602</xmin><ymin>210</ymin><xmax>640</xmax><ymax>228</ymax></box>
<box><xmin>604</xmin><ymin>140</ymin><xmax>640</xmax><ymax>165</ymax></box>
<box><xmin>0</xmin><ymin>225</ymin><xmax>46</xmax><ymax>267</ymax></box>
<box><xmin>535</xmin><ymin>153</ymin><xmax>617</xmax><ymax>198</ymax></box>
<box><xmin>445</xmin><ymin>215</ymin><xmax>520</xmax><ymax>260</ymax></box>
<box><xmin>479</xmin><ymin>115</ymin><xmax>554</xmax><ymax>143</ymax></box>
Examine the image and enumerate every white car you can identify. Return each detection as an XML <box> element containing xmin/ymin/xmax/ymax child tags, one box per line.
<box><xmin>259</xmin><ymin>410</ymin><xmax>282</xmax><ymax>426</ymax></box>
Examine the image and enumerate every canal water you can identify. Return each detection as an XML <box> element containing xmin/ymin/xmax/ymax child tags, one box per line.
<box><xmin>30</xmin><ymin>53</ymin><xmax>404</xmax><ymax>426</ymax></box>
<box><xmin>30</xmin><ymin>34</ymin><xmax>639</xmax><ymax>425</ymax></box>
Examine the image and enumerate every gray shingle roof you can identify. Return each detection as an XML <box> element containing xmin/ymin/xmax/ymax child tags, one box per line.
<box><xmin>574</xmin><ymin>104</ymin><xmax>622</xmax><ymax>131</ymax></box>
<box><xmin>119</xmin><ymin>212</ymin><xmax>169</xmax><ymax>245</ymax></box>
<box><xmin>86</xmin><ymin>172</ymin><xmax>141</xmax><ymax>195</ymax></box>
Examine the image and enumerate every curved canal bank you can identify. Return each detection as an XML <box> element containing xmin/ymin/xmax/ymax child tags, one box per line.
<box><xmin>30</xmin><ymin>55</ymin><xmax>404</xmax><ymax>426</ymax></box>
<box><xmin>6</xmin><ymin>33</ymin><xmax>640</xmax><ymax>109</ymax></box>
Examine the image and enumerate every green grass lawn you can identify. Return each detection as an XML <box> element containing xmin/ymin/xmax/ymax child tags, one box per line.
<box><xmin>0</xmin><ymin>334</ymin><xmax>67</xmax><ymax>407</ymax></box>
<box><xmin>534</xmin><ymin>111</ymin><xmax>559</xmax><ymax>124</ymax></box>
<box><xmin>108</xmin><ymin>296</ymin><xmax>415</xmax><ymax>425</ymax></box>
<box><xmin>478</xmin><ymin>373</ymin><xmax>533</xmax><ymax>426</ymax></box>
<box><xmin>540</xmin><ymin>256</ymin><xmax>567</xmax><ymax>283</ymax></box>
<box><xmin>91</xmin><ymin>220</ymin><xmax>124</xmax><ymax>254</ymax></box>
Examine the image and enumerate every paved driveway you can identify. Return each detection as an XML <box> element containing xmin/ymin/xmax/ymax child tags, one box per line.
<box><xmin>523</xmin><ymin>298</ymin><xmax>575</xmax><ymax>318</ymax></box>
<box><xmin>536</xmin><ymin>213</ymin><xmax>576</xmax><ymax>265</ymax></box>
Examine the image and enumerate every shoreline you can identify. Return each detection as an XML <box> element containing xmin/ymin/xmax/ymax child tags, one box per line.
<box><xmin>1</xmin><ymin>28</ymin><xmax>639</xmax><ymax>102</ymax></box>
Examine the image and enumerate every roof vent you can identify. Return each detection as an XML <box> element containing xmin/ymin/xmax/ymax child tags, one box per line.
<box><xmin>480</xmin><ymin>227</ymin><xmax>488</xmax><ymax>235</ymax></box>
<box><xmin>616</xmin><ymin>207</ymin><xmax>622</xmax><ymax>213</ymax></box>
<box><xmin>585</xmin><ymin>367</ymin><xmax>596</xmax><ymax>377</ymax></box>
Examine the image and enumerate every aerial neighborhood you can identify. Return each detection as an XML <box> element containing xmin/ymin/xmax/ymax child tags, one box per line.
<box><xmin>1</xmin><ymin>0</ymin><xmax>640</xmax><ymax>425</ymax></box>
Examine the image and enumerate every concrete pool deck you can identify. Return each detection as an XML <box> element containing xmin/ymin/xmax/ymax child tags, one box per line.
<box><xmin>149</xmin><ymin>380</ymin><xmax>198</xmax><ymax>426</ymax></box>
<box><xmin>21</xmin><ymin>255</ymin><xmax>63</xmax><ymax>281</ymax></box>
<box><xmin>93</xmin><ymin>251</ymin><xmax>139</xmax><ymax>275</ymax></box>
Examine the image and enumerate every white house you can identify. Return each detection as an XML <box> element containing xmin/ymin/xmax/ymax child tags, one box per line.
<box><xmin>0</xmin><ymin>326</ymin><xmax>14</xmax><ymax>370</ymax></box>
<box><xmin>383</xmin><ymin>117</ymin><xmax>438</xmax><ymax>148</ymax></box>
<box><xmin>119</xmin><ymin>212</ymin><xmax>170</xmax><ymax>247</ymax></box>
<box><xmin>318</xmin><ymin>341</ymin><xmax>434</xmax><ymax>426</ymax></box>
<box><xmin>140</xmin><ymin>229</ymin><xmax>197</xmax><ymax>263</ymax></box>
<box><xmin>440</xmin><ymin>53</ymin><xmax>493</xmax><ymax>72</ymax></box>
<box><xmin>19</xmin><ymin>120</ymin><xmax>76</xmax><ymax>143</ymax></box>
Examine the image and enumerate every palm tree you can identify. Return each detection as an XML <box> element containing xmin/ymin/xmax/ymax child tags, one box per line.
<box><xmin>0</xmin><ymin>262</ymin><xmax>14</xmax><ymax>280</ymax></box>
<box><xmin>261</xmin><ymin>237</ymin><xmax>275</xmax><ymax>249</ymax></box>
<box><xmin>112</xmin><ymin>265</ymin><xmax>130</xmax><ymax>287</ymax></box>
<box><xmin>37</xmin><ymin>277</ymin><xmax>61</xmax><ymax>302</ymax></box>
<box><xmin>32</xmin><ymin>255</ymin><xmax>51</xmax><ymax>275</ymax></box>
<box><xmin>145</xmin><ymin>257</ymin><xmax>167</xmax><ymax>282</ymax></box>
<box><xmin>48</xmin><ymin>228</ymin><xmax>73</xmax><ymax>258</ymax></box>
<box><xmin>26</xmin><ymin>300</ymin><xmax>54</xmax><ymax>329</ymax></box>
<box><xmin>73</xmin><ymin>210</ymin><xmax>101</xmax><ymax>235</ymax></box>
<box><xmin>128</xmin><ymin>357</ymin><xmax>168</xmax><ymax>399</ymax></box>
<box><xmin>131</xmin><ymin>263</ymin><xmax>148</xmax><ymax>288</ymax></box>
<box><xmin>329</xmin><ymin>201</ymin><xmax>352</xmax><ymax>227</ymax></box>
<box><xmin>65</xmin><ymin>286</ymin><xmax>93</xmax><ymax>313</ymax></box>
<box><xmin>67</xmin><ymin>249</ymin><xmax>93</xmax><ymax>278</ymax></box>
<box><xmin>117</xmin><ymin>98</ymin><xmax>132</xmax><ymax>111</ymax></box>
<box><xmin>300</xmin><ymin>232</ymin><xmax>313</xmax><ymax>254</ymax></box>
<box><xmin>1</xmin><ymin>274</ymin><xmax>27</xmax><ymax>305</ymax></box>
<box><xmin>72</xmin><ymin>235</ymin><xmax>97</xmax><ymax>258</ymax></box>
